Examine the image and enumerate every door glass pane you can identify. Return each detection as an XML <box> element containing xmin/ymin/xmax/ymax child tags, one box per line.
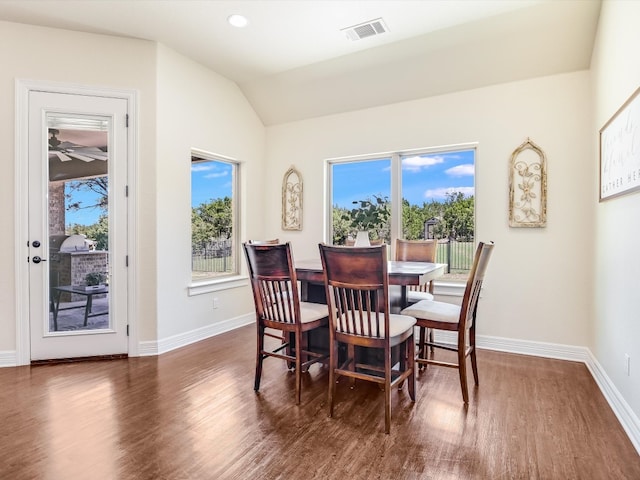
<box><xmin>47</xmin><ymin>115</ymin><xmax>110</xmax><ymax>333</ymax></box>
<box><xmin>331</xmin><ymin>158</ymin><xmax>391</xmax><ymax>245</ymax></box>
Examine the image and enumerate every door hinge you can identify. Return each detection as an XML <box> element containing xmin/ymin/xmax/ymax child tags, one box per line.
<box><xmin>125</xmin><ymin>185</ymin><xmax>129</xmax><ymax>197</ymax></box>
<box><xmin>125</xmin><ymin>113</ymin><xmax>129</xmax><ymax>128</ymax></box>
<box><xmin>125</xmin><ymin>255</ymin><xmax>129</xmax><ymax>267</ymax></box>
<box><xmin>126</xmin><ymin>325</ymin><xmax>129</xmax><ymax>336</ymax></box>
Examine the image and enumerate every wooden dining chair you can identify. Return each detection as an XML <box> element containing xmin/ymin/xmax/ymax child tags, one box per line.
<box><xmin>318</xmin><ymin>243</ymin><xmax>416</xmax><ymax>434</ymax></box>
<box><xmin>401</xmin><ymin>241</ymin><xmax>494</xmax><ymax>404</ymax></box>
<box><xmin>395</xmin><ymin>238</ymin><xmax>438</xmax><ymax>303</ymax></box>
<box><xmin>395</xmin><ymin>238</ymin><xmax>438</xmax><ymax>360</ymax></box>
<box><xmin>243</xmin><ymin>242</ymin><xmax>329</xmax><ymax>405</ymax></box>
<box><xmin>247</xmin><ymin>238</ymin><xmax>280</xmax><ymax>244</ymax></box>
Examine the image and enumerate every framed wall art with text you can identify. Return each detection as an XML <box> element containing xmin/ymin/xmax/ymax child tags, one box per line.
<box><xmin>600</xmin><ymin>86</ymin><xmax>640</xmax><ymax>201</ymax></box>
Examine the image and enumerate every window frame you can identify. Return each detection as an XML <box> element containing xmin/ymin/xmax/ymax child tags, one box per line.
<box><xmin>189</xmin><ymin>148</ymin><xmax>241</xmax><ymax>292</ymax></box>
<box><xmin>326</xmin><ymin>143</ymin><xmax>477</xmax><ymax>286</ymax></box>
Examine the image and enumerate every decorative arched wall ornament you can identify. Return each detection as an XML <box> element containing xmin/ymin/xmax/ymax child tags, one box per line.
<box><xmin>282</xmin><ymin>166</ymin><xmax>303</xmax><ymax>230</ymax></box>
<box><xmin>509</xmin><ymin>138</ymin><xmax>547</xmax><ymax>228</ymax></box>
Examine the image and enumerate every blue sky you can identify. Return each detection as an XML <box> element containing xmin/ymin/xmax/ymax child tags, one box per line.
<box><xmin>64</xmin><ymin>159</ymin><xmax>233</xmax><ymax>227</ymax></box>
<box><xmin>191</xmin><ymin>160</ymin><xmax>233</xmax><ymax>207</ymax></box>
<box><xmin>332</xmin><ymin>149</ymin><xmax>475</xmax><ymax>208</ymax></box>
<box><xmin>64</xmin><ymin>182</ymin><xmax>104</xmax><ymax>226</ymax></box>
<box><xmin>65</xmin><ymin>150</ymin><xmax>473</xmax><ymax>226</ymax></box>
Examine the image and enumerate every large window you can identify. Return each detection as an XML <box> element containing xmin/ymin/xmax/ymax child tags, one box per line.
<box><xmin>191</xmin><ymin>150</ymin><xmax>239</xmax><ymax>282</ymax></box>
<box><xmin>328</xmin><ymin>145</ymin><xmax>475</xmax><ymax>280</ymax></box>
<box><xmin>331</xmin><ymin>157</ymin><xmax>391</xmax><ymax>245</ymax></box>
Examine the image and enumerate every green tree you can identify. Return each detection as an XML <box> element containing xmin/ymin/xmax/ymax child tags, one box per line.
<box><xmin>437</xmin><ymin>192</ymin><xmax>474</xmax><ymax>241</ymax></box>
<box><xmin>402</xmin><ymin>199</ymin><xmax>425</xmax><ymax>239</ymax></box>
<box><xmin>331</xmin><ymin>191</ymin><xmax>473</xmax><ymax>244</ymax></box>
<box><xmin>191</xmin><ymin>197</ymin><xmax>232</xmax><ymax>250</ymax></box>
<box><xmin>332</xmin><ymin>206</ymin><xmax>352</xmax><ymax>244</ymax></box>
<box><xmin>64</xmin><ymin>176</ymin><xmax>110</xmax><ymax>249</ymax></box>
<box><xmin>68</xmin><ymin>214</ymin><xmax>109</xmax><ymax>250</ymax></box>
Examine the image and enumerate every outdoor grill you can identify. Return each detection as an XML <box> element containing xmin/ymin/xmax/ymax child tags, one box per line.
<box><xmin>48</xmin><ymin>234</ymin><xmax>107</xmax><ymax>302</ymax></box>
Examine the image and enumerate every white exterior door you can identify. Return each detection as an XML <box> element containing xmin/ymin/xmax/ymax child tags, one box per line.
<box><xmin>27</xmin><ymin>90</ymin><xmax>129</xmax><ymax>360</ymax></box>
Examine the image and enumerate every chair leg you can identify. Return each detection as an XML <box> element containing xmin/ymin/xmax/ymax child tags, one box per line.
<box><xmin>470</xmin><ymin>327</ymin><xmax>479</xmax><ymax>386</ymax></box>
<box><xmin>285</xmin><ymin>331</ymin><xmax>294</xmax><ymax>370</ymax></box>
<box><xmin>328</xmin><ymin>341</ymin><xmax>338</xmax><ymax>418</ymax></box>
<box><xmin>295</xmin><ymin>331</ymin><xmax>302</xmax><ymax>405</ymax></box>
<box><xmin>429</xmin><ymin>328</ymin><xmax>435</xmax><ymax>354</ymax></box>
<box><xmin>458</xmin><ymin>359</ymin><xmax>469</xmax><ymax>404</ymax></box>
<box><xmin>300</xmin><ymin>330</ymin><xmax>310</xmax><ymax>372</ymax></box>
<box><xmin>348</xmin><ymin>344</ymin><xmax>356</xmax><ymax>388</ymax></box>
<box><xmin>255</xmin><ymin>326</ymin><xmax>265</xmax><ymax>391</ymax></box>
<box><xmin>398</xmin><ymin>340</ymin><xmax>407</xmax><ymax>390</ymax></box>
<box><xmin>384</xmin><ymin>349</ymin><xmax>392</xmax><ymax>434</ymax></box>
<box><xmin>417</xmin><ymin>326</ymin><xmax>426</xmax><ymax>370</ymax></box>
<box><xmin>407</xmin><ymin>334</ymin><xmax>416</xmax><ymax>401</ymax></box>
<box><xmin>458</xmin><ymin>332</ymin><xmax>469</xmax><ymax>404</ymax></box>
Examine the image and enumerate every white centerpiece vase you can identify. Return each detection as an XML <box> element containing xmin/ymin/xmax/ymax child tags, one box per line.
<box><xmin>354</xmin><ymin>231</ymin><xmax>371</xmax><ymax>247</ymax></box>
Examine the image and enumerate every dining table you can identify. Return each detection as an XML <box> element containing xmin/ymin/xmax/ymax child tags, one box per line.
<box><xmin>292</xmin><ymin>258</ymin><xmax>446</xmax><ymax>365</ymax></box>
<box><xmin>295</xmin><ymin>258</ymin><xmax>446</xmax><ymax>312</ymax></box>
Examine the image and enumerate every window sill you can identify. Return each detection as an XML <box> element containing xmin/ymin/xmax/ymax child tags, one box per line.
<box><xmin>188</xmin><ymin>275</ymin><xmax>249</xmax><ymax>296</ymax></box>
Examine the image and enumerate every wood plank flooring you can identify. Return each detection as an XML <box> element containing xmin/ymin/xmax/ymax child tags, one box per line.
<box><xmin>1</xmin><ymin>324</ymin><xmax>639</xmax><ymax>479</ymax></box>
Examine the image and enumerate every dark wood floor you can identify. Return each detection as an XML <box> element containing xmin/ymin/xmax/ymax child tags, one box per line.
<box><xmin>1</xmin><ymin>324</ymin><xmax>639</xmax><ymax>480</ymax></box>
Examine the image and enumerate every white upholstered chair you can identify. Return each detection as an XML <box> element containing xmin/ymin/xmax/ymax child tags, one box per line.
<box><xmin>401</xmin><ymin>241</ymin><xmax>494</xmax><ymax>404</ymax></box>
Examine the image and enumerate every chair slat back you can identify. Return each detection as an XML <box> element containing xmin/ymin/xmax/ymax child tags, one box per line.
<box><xmin>395</xmin><ymin>238</ymin><xmax>437</xmax><ymax>262</ymax></box>
<box><xmin>243</xmin><ymin>242</ymin><xmax>300</xmax><ymax>325</ymax></box>
<box><xmin>319</xmin><ymin>244</ymin><xmax>389</xmax><ymax>338</ymax></box>
<box><xmin>395</xmin><ymin>239</ymin><xmax>438</xmax><ymax>293</ymax></box>
<box><xmin>247</xmin><ymin>239</ymin><xmax>280</xmax><ymax>245</ymax></box>
<box><xmin>459</xmin><ymin>241</ymin><xmax>494</xmax><ymax>331</ymax></box>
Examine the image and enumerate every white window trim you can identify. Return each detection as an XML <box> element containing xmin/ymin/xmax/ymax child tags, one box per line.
<box><xmin>325</xmin><ymin>142</ymin><xmax>478</xmax><ymax>257</ymax></box>
<box><xmin>187</xmin><ymin>275</ymin><xmax>249</xmax><ymax>296</ymax></box>
<box><xmin>190</xmin><ymin>148</ymin><xmax>240</xmax><ymax>285</ymax></box>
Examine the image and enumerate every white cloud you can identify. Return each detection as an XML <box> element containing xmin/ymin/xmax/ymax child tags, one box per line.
<box><xmin>445</xmin><ymin>164</ymin><xmax>474</xmax><ymax>177</ymax></box>
<box><xmin>402</xmin><ymin>155</ymin><xmax>445</xmax><ymax>172</ymax></box>
<box><xmin>204</xmin><ymin>170</ymin><xmax>229</xmax><ymax>179</ymax></box>
<box><xmin>191</xmin><ymin>164</ymin><xmax>214</xmax><ymax>172</ymax></box>
<box><xmin>424</xmin><ymin>186</ymin><xmax>475</xmax><ymax>200</ymax></box>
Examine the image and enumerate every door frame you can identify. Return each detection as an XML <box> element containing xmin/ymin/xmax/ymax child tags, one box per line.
<box><xmin>15</xmin><ymin>79</ymin><xmax>139</xmax><ymax>365</ymax></box>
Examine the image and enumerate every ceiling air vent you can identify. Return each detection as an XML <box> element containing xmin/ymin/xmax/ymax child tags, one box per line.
<box><xmin>341</xmin><ymin>18</ymin><xmax>388</xmax><ymax>41</ymax></box>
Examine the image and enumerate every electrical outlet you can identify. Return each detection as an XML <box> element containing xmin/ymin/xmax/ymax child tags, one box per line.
<box><xmin>213</xmin><ymin>297</ymin><xmax>219</xmax><ymax>309</ymax></box>
<box><xmin>625</xmin><ymin>354</ymin><xmax>631</xmax><ymax>376</ymax></box>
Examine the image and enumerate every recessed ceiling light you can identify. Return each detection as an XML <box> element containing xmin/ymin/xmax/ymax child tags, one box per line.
<box><xmin>228</xmin><ymin>14</ymin><xmax>248</xmax><ymax>28</ymax></box>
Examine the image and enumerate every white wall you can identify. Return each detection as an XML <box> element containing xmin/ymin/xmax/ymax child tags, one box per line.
<box><xmin>591</xmin><ymin>0</ymin><xmax>640</xmax><ymax>421</ymax></box>
<box><xmin>155</xmin><ymin>45</ymin><xmax>265</xmax><ymax>341</ymax></box>
<box><xmin>0</xmin><ymin>21</ymin><xmax>158</xmax><ymax>351</ymax></box>
<box><xmin>264</xmin><ymin>71</ymin><xmax>593</xmax><ymax>347</ymax></box>
<box><xmin>0</xmin><ymin>21</ymin><xmax>266</xmax><ymax>358</ymax></box>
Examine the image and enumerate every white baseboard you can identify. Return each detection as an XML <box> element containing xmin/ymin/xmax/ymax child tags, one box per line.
<box><xmin>0</xmin><ymin>350</ymin><xmax>17</xmax><ymax>367</ymax></box>
<box><xmin>434</xmin><ymin>331</ymin><xmax>640</xmax><ymax>455</ymax></box>
<box><xmin>475</xmin><ymin>333</ymin><xmax>591</xmax><ymax>363</ymax></box>
<box><xmin>584</xmin><ymin>349</ymin><xmax>640</xmax><ymax>455</ymax></box>
<box><xmin>138</xmin><ymin>313</ymin><xmax>254</xmax><ymax>356</ymax></box>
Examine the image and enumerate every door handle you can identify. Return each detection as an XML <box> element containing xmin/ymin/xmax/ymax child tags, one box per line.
<box><xmin>32</xmin><ymin>256</ymin><xmax>47</xmax><ymax>264</ymax></box>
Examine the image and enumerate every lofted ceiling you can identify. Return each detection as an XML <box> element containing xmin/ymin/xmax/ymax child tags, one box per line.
<box><xmin>0</xmin><ymin>0</ymin><xmax>602</xmax><ymax>126</ymax></box>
